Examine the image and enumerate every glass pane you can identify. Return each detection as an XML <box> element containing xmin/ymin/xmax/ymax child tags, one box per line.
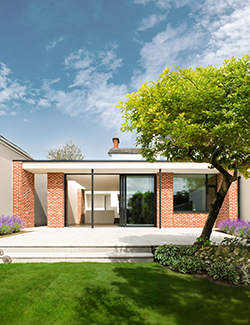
<box><xmin>208</xmin><ymin>186</ymin><xmax>216</xmax><ymax>208</ymax></box>
<box><xmin>126</xmin><ymin>176</ymin><xmax>155</xmax><ymax>225</ymax></box>
<box><xmin>173</xmin><ymin>174</ymin><xmax>206</xmax><ymax>212</ymax></box>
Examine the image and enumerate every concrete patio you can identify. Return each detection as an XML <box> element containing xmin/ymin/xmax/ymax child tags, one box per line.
<box><xmin>0</xmin><ymin>226</ymin><xmax>234</xmax><ymax>263</ymax></box>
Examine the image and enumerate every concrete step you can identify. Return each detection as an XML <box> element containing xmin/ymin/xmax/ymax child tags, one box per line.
<box><xmin>0</xmin><ymin>246</ymin><xmax>154</xmax><ymax>263</ymax></box>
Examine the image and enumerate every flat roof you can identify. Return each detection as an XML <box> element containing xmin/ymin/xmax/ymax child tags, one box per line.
<box><xmin>22</xmin><ymin>160</ymin><xmax>218</xmax><ymax>174</ymax></box>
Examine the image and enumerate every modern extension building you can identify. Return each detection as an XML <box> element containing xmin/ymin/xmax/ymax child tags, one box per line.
<box><xmin>10</xmin><ymin>134</ymin><xmax>240</xmax><ymax>228</ymax></box>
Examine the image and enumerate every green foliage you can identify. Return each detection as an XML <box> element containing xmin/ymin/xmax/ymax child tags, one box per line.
<box><xmin>195</xmin><ymin>236</ymin><xmax>216</xmax><ymax>247</ymax></box>
<box><xmin>0</xmin><ymin>223</ymin><xmax>12</xmax><ymax>235</ymax></box>
<box><xmin>127</xmin><ymin>190</ymin><xmax>155</xmax><ymax>224</ymax></box>
<box><xmin>169</xmin><ymin>256</ymin><xmax>205</xmax><ymax>274</ymax></box>
<box><xmin>155</xmin><ymin>237</ymin><xmax>250</xmax><ymax>285</ymax></box>
<box><xmin>221</xmin><ymin>236</ymin><xmax>250</xmax><ymax>251</ymax></box>
<box><xmin>46</xmin><ymin>139</ymin><xmax>84</xmax><ymax>160</ymax></box>
<box><xmin>207</xmin><ymin>261</ymin><xmax>240</xmax><ymax>284</ymax></box>
<box><xmin>154</xmin><ymin>244</ymin><xmax>181</xmax><ymax>266</ymax></box>
<box><xmin>238</xmin><ymin>265</ymin><xmax>250</xmax><ymax>285</ymax></box>
<box><xmin>118</xmin><ymin>55</ymin><xmax>250</xmax><ymax>177</ymax></box>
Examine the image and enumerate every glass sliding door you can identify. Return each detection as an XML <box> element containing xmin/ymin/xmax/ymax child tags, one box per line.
<box><xmin>120</xmin><ymin>175</ymin><xmax>156</xmax><ymax>226</ymax></box>
<box><xmin>120</xmin><ymin>175</ymin><xmax>126</xmax><ymax>226</ymax></box>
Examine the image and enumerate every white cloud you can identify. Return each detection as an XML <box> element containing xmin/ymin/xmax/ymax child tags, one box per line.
<box><xmin>64</xmin><ymin>49</ymin><xmax>94</xmax><ymax>69</ymax></box>
<box><xmin>0</xmin><ymin>110</ymin><xmax>6</xmax><ymax>115</ymax></box>
<box><xmin>134</xmin><ymin>0</ymin><xmax>171</xmax><ymax>9</ymax></box>
<box><xmin>194</xmin><ymin>2</ymin><xmax>250</xmax><ymax>67</ymax></box>
<box><xmin>46</xmin><ymin>36</ymin><xmax>64</xmax><ymax>51</ymax></box>
<box><xmin>0</xmin><ymin>63</ymin><xmax>27</xmax><ymax>110</ymax></box>
<box><xmin>131</xmin><ymin>23</ymin><xmax>202</xmax><ymax>88</ymax></box>
<box><xmin>41</xmin><ymin>47</ymin><xmax>127</xmax><ymax>130</ymax></box>
<box><xmin>134</xmin><ymin>0</ymin><xmax>189</xmax><ymax>9</ymax></box>
<box><xmin>37</xmin><ymin>98</ymin><xmax>51</xmax><ymax>107</ymax></box>
<box><xmin>138</xmin><ymin>14</ymin><xmax>167</xmax><ymax>31</ymax></box>
<box><xmin>131</xmin><ymin>0</ymin><xmax>250</xmax><ymax>89</ymax></box>
<box><xmin>98</xmin><ymin>50</ymin><xmax>123</xmax><ymax>70</ymax></box>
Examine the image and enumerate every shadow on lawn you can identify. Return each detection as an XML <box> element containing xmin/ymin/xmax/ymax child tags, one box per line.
<box><xmin>73</xmin><ymin>264</ymin><xmax>250</xmax><ymax>325</ymax></box>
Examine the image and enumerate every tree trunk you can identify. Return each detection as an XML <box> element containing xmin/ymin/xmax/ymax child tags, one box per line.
<box><xmin>195</xmin><ymin>174</ymin><xmax>234</xmax><ymax>244</ymax></box>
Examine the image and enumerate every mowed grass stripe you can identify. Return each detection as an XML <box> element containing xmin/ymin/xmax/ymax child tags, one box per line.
<box><xmin>0</xmin><ymin>262</ymin><xmax>250</xmax><ymax>325</ymax></box>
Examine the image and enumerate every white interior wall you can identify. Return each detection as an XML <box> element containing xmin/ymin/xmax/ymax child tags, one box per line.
<box><xmin>0</xmin><ymin>142</ymin><xmax>29</xmax><ymax>216</ymax></box>
<box><xmin>240</xmin><ymin>176</ymin><xmax>250</xmax><ymax>221</ymax></box>
<box><xmin>35</xmin><ymin>174</ymin><xmax>47</xmax><ymax>226</ymax></box>
<box><xmin>68</xmin><ymin>180</ymin><xmax>85</xmax><ymax>225</ymax></box>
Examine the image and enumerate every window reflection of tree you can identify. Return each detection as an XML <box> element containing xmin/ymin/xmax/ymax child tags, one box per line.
<box><xmin>127</xmin><ymin>191</ymin><xmax>155</xmax><ymax>224</ymax></box>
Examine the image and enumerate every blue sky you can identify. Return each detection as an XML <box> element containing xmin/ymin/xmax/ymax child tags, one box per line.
<box><xmin>0</xmin><ymin>0</ymin><xmax>249</xmax><ymax>159</ymax></box>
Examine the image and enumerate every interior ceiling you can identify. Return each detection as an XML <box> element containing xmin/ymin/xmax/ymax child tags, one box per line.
<box><xmin>67</xmin><ymin>175</ymin><xmax>119</xmax><ymax>191</ymax></box>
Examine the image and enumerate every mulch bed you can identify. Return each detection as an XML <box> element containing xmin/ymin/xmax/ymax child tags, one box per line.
<box><xmin>0</xmin><ymin>230</ymin><xmax>31</xmax><ymax>239</ymax></box>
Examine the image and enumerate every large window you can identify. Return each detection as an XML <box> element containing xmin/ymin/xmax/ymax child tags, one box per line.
<box><xmin>173</xmin><ymin>174</ymin><xmax>217</xmax><ymax>212</ymax></box>
<box><xmin>120</xmin><ymin>175</ymin><xmax>156</xmax><ymax>226</ymax></box>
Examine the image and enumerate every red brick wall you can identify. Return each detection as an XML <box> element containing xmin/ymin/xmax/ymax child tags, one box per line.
<box><xmin>157</xmin><ymin>172</ymin><xmax>238</xmax><ymax>228</ymax></box>
<box><xmin>157</xmin><ymin>172</ymin><xmax>174</xmax><ymax>227</ymax></box>
<box><xmin>216</xmin><ymin>173</ymin><xmax>238</xmax><ymax>226</ymax></box>
<box><xmin>47</xmin><ymin>173</ymin><xmax>65</xmax><ymax>228</ymax></box>
<box><xmin>13</xmin><ymin>161</ymin><xmax>35</xmax><ymax>227</ymax></box>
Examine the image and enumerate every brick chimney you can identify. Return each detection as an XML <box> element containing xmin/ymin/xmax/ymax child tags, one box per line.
<box><xmin>112</xmin><ymin>133</ymin><xmax>120</xmax><ymax>148</ymax></box>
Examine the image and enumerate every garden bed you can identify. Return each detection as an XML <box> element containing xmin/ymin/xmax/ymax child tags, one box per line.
<box><xmin>154</xmin><ymin>237</ymin><xmax>250</xmax><ymax>285</ymax></box>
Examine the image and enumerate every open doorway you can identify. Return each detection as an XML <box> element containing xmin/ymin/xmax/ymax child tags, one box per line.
<box><xmin>66</xmin><ymin>174</ymin><xmax>120</xmax><ymax>226</ymax></box>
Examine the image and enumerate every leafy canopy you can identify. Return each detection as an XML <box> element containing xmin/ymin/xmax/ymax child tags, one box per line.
<box><xmin>46</xmin><ymin>139</ymin><xmax>84</xmax><ymax>160</ymax></box>
<box><xmin>118</xmin><ymin>55</ymin><xmax>250</xmax><ymax>177</ymax></box>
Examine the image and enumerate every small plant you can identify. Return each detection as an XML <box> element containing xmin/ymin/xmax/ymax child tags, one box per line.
<box><xmin>169</xmin><ymin>256</ymin><xmax>205</xmax><ymax>274</ymax></box>
<box><xmin>237</xmin><ymin>264</ymin><xmax>250</xmax><ymax>285</ymax></box>
<box><xmin>0</xmin><ymin>215</ymin><xmax>24</xmax><ymax>236</ymax></box>
<box><xmin>0</xmin><ymin>249</ymin><xmax>12</xmax><ymax>264</ymax></box>
<box><xmin>207</xmin><ymin>260</ymin><xmax>240</xmax><ymax>284</ymax></box>
<box><xmin>154</xmin><ymin>244</ymin><xmax>182</xmax><ymax>266</ymax></box>
<box><xmin>218</xmin><ymin>219</ymin><xmax>250</xmax><ymax>239</ymax></box>
<box><xmin>195</xmin><ymin>237</ymin><xmax>216</xmax><ymax>247</ymax></box>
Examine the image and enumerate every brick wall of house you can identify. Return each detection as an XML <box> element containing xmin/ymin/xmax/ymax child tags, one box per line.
<box><xmin>157</xmin><ymin>172</ymin><xmax>238</xmax><ymax>228</ymax></box>
<box><xmin>47</xmin><ymin>173</ymin><xmax>65</xmax><ymax>228</ymax></box>
<box><xmin>216</xmin><ymin>173</ymin><xmax>238</xmax><ymax>226</ymax></box>
<box><xmin>13</xmin><ymin>161</ymin><xmax>35</xmax><ymax>227</ymax></box>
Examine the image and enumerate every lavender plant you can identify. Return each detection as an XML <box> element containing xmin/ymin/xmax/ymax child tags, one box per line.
<box><xmin>0</xmin><ymin>215</ymin><xmax>24</xmax><ymax>236</ymax></box>
<box><xmin>217</xmin><ymin>219</ymin><xmax>250</xmax><ymax>239</ymax></box>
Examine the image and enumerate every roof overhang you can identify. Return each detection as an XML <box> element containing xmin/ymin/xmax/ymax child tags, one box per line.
<box><xmin>22</xmin><ymin>160</ymin><xmax>218</xmax><ymax>175</ymax></box>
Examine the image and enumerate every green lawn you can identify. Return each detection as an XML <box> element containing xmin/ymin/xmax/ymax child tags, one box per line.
<box><xmin>0</xmin><ymin>262</ymin><xmax>250</xmax><ymax>325</ymax></box>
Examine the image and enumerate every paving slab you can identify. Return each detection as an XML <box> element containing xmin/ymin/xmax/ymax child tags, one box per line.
<box><xmin>0</xmin><ymin>226</ymin><xmax>234</xmax><ymax>247</ymax></box>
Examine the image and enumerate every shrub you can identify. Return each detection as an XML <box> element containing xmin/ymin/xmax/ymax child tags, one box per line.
<box><xmin>218</xmin><ymin>219</ymin><xmax>250</xmax><ymax>239</ymax></box>
<box><xmin>154</xmin><ymin>244</ymin><xmax>182</xmax><ymax>266</ymax></box>
<box><xmin>169</xmin><ymin>256</ymin><xmax>206</xmax><ymax>274</ymax></box>
<box><xmin>0</xmin><ymin>215</ymin><xmax>24</xmax><ymax>236</ymax></box>
<box><xmin>207</xmin><ymin>260</ymin><xmax>240</xmax><ymax>284</ymax></box>
<box><xmin>237</xmin><ymin>264</ymin><xmax>250</xmax><ymax>285</ymax></box>
<box><xmin>155</xmin><ymin>237</ymin><xmax>250</xmax><ymax>285</ymax></box>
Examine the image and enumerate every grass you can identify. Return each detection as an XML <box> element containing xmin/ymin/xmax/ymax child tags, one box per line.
<box><xmin>0</xmin><ymin>262</ymin><xmax>250</xmax><ymax>325</ymax></box>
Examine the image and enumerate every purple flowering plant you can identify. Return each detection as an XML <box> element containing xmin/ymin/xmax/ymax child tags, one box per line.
<box><xmin>218</xmin><ymin>219</ymin><xmax>250</xmax><ymax>239</ymax></box>
<box><xmin>0</xmin><ymin>215</ymin><xmax>25</xmax><ymax>236</ymax></box>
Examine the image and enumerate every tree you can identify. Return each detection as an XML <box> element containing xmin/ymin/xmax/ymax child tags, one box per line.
<box><xmin>117</xmin><ymin>55</ymin><xmax>250</xmax><ymax>241</ymax></box>
<box><xmin>46</xmin><ymin>139</ymin><xmax>84</xmax><ymax>160</ymax></box>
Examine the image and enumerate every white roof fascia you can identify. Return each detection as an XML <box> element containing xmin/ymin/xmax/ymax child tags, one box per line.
<box><xmin>22</xmin><ymin>161</ymin><xmax>218</xmax><ymax>174</ymax></box>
